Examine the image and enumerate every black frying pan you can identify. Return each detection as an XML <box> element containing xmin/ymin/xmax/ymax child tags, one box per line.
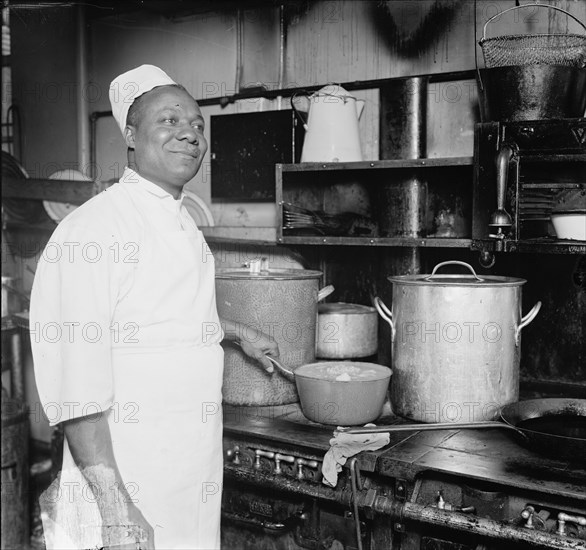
<box><xmin>337</xmin><ymin>398</ymin><xmax>586</xmax><ymax>462</ymax></box>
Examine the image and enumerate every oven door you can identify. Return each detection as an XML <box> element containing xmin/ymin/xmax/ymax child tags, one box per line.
<box><xmin>221</xmin><ymin>480</ymin><xmax>369</xmax><ymax>550</ymax></box>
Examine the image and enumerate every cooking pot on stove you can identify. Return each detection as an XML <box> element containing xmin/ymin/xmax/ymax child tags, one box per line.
<box><xmin>316</xmin><ymin>302</ymin><xmax>378</xmax><ymax>359</ymax></box>
<box><xmin>215</xmin><ymin>265</ymin><xmax>332</xmax><ymax>406</ymax></box>
<box><xmin>374</xmin><ymin>261</ymin><xmax>542</xmax><ymax>423</ymax></box>
<box><xmin>266</xmin><ymin>357</ymin><xmax>391</xmax><ymax>425</ymax></box>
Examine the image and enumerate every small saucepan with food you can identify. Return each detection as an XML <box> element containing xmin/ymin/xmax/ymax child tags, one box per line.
<box><xmin>265</xmin><ymin>357</ymin><xmax>392</xmax><ymax>426</ymax></box>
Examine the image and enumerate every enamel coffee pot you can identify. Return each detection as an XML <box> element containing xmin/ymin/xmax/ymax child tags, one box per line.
<box><xmin>292</xmin><ymin>85</ymin><xmax>365</xmax><ymax>163</ymax></box>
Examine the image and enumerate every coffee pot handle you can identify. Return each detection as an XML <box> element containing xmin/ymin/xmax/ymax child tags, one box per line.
<box><xmin>291</xmin><ymin>91</ymin><xmax>310</xmax><ymax>131</ymax></box>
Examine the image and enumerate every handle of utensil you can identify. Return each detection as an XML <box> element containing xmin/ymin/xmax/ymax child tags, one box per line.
<box><xmin>231</xmin><ymin>341</ymin><xmax>291</xmax><ymax>378</ymax></box>
<box><xmin>290</xmin><ymin>92</ymin><xmax>310</xmax><ymax>131</ymax></box>
<box><xmin>337</xmin><ymin>421</ymin><xmax>524</xmax><ymax>436</ymax></box>
<box><xmin>264</xmin><ymin>355</ymin><xmax>295</xmax><ymax>381</ymax></box>
<box><xmin>425</xmin><ymin>261</ymin><xmax>484</xmax><ymax>282</ymax></box>
<box><xmin>318</xmin><ymin>285</ymin><xmax>335</xmax><ymax>302</ymax></box>
<box><xmin>373</xmin><ymin>297</ymin><xmax>395</xmax><ymax>341</ymax></box>
<box><xmin>515</xmin><ymin>301</ymin><xmax>542</xmax><ymax>346</ymax></box>
<box><xmin>482</xmin><ymin>4</ymin><xmax>586</xmax><ymax>41</ymax></box>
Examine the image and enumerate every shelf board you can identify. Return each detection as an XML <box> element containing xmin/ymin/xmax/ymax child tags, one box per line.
<box><xmin>278</xmin><ymin>157</ymin><xmax>473</xmax><ymax>172</ymax></box>
<box><xmin>471</xmin><ymin>238</ymin><xmax>586</xmax><ymax>254</ymax></box>
<box><xmin>520</xmin><ymin>154</ymin><xmax>586</xmax><ymax>163</ymax></box>
<box><xmin>4</xmin><ymin>221</ymin><xmax>57</xmax><ymax>232</ymax></box>
<box><xmin>279</xmin><ymin>236</ymin><xmax>472</xmax><ymax>247</ymax></box>
<box><xmin>510</xmin><ymin>240</ymin><xmax>586</xmax><ymax>254</ymax></box>
<box><xmin>2</xmin><ymin>176</ymin><xmax>96</xmax><ymax>204</ymax></box>
<box><xmin>522</xmin><ymin>183</ymin><xmax>584</xmax><ymax>190</ymax></box>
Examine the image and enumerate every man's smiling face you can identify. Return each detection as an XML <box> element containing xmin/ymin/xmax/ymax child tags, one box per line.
<box><xmin>125</xmin><ymin>86</ymin><xmax>207</xmax><ymax>197</ymax></box>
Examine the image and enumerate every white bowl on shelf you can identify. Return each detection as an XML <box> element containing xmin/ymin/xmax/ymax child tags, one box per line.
<box><xmin>551</xmin><ymin>212</ymin><xmax>586</xmax><ymax>241</ymax></box>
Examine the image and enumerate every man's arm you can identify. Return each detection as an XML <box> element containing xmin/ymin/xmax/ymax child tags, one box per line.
<box><xmin>219</xmin><ymin>317</ymin><xmax>279</xmax><ymax>373</ymax></box>
<box><xmin>63</xmin><ymin>413</ymin><xmax>155</xmax><ymax>550</ymax></box>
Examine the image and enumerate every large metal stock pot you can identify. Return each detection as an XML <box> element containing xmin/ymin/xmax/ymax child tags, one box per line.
<box><xmin>374</xmin><ymin>261</ymin><xmax>541</xmax><ymax>423</ymax></box>
<box><xmin>215</xmin><ymin>266</ymin><xmax>324</xmax><ymax>405</ymax></box>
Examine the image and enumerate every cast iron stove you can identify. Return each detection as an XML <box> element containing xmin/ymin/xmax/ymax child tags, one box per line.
<box><xmin>221</xmin><ymin>401</ymin><xmax>586</xmax><ymax>550</ymax></box>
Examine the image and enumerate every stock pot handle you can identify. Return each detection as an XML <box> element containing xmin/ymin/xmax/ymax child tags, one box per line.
<box><xmin>425</xmin><ymin>261</ymin><xmax>485</xmax><ymax>282</ymax></box>
<box><xmin>318</xmin><ymin>285</ymin><xmax>335</xmax><ymax>302</ymax></box>
<box><xmin>515</xmin><ymin>301</ymin><xmax>542</xmax><ymax>346</ymax></box>
<box><xmin>373</xmin><ymin>297</ymin><xmax>395</xmax><ymax>341</ymax></box>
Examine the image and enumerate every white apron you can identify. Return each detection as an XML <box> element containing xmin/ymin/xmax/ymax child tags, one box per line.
<box><xmin>33</xmin><ymin>173</ymin><xmax>224</xmax><ymax>550</ymax></box>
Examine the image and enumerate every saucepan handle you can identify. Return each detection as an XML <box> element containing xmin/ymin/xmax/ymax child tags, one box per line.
<box><xmin>264</xmin><ymin>355</ymin><xmax>295</xmax><ymax>381</ymax></box>
<box><xmin>373</xmin><ymin>297</ymin><xmax>395</xmax><ymax>341</ymax></box>
<box><xmin>515</xmin><ymin>301</ymin><xmax>542</xmax><ymax>346</ymax></box>
<box><xmin>232</xmin><ymin>341</ymin><xmax>295</xmax><ymax>380</ymax></box>
<box><xmin>338</xmin><ymin>421</ymin><xmax>525</xmax><ymax>437</ymax></box>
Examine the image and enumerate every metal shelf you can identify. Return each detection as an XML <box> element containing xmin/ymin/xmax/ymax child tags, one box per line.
<box><xmin>471</xmin><ymin>239</ymin><xmax>586</xmax><ymax>255</ymax></box>
<box><xmin>522</xmin><ymin>183</ymin><xmax>584</xmax><ymax>190</ymax></box>
<box><xmin>278</xmin><ymin>156</ymin><xmax>473</xmax><ymax>173</ymax></box>
<box><xmin>519</xmin><ymin>153</ymin><xmax>586</xmax><ymax>164</ymax></box>
<box><xmin>277</xmin><ymin>157</ymin><xmax>474</xmax><ymax>248</ymax></box>
<box><xmin>279</xmin><ymin>236</ymin><xmax>472</xmax><ymax>247</ymax></box>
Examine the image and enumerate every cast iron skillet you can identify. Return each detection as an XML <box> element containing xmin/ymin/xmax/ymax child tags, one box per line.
<box><xmin>338</xmin><ymin>398</ymin><xmax>586</xmax><ymax>463</ymax></box>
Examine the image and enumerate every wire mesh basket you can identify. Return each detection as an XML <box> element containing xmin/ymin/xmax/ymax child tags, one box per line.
<box><xmin>479</xmin><ymin>4</ymin><xmax>586</xmax><ymax>68</ymax></box>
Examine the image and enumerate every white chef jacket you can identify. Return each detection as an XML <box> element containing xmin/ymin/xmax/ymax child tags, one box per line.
<box><xmin>30</xmin><ymin>167</ymin><xmax>224</xmax><ymax>549</ymax></box>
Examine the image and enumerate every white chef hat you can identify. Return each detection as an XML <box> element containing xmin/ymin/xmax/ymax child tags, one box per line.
<box><xmin>109</xmin><ymin>64</ymin><xmax>177</xmax><ymax>135</ymax></box>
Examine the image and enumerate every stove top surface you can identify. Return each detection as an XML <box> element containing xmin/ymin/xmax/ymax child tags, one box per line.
<box><xmin>223</xmin><ymin>401</ymin><xmax>586</xmax><ymax>502</ymax></box>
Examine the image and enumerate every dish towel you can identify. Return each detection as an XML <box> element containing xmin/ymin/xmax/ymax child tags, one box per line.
<box><xmin>322</xmin><ymin>425</ymin><xmax>390</xmax><ymax>488</ymax></box>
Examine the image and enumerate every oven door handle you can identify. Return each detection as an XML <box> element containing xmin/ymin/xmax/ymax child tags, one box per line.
<box><xmin>222</xmin><ymin>510</ymin><xmax>306</xmax><ymax>535</ymax></box>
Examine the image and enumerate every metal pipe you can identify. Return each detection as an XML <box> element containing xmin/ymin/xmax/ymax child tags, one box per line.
<box><xmin>86</xmin><ymin>70</ymin><xmax>476</xmax><ymax>119</ymax></box>
<box><xmin>276</xmin><ymin>3</ymin><xmax>285</xmax><ymax>110</ymax></box>
<box><xmin>234</xmin><ymin>9</ymin><xmax>242</xmax><ymax>95</ymax></box>
<box><xmin>379</xmin><ymin>76</ymin><xmax>428</xmax><ymax>160</ymax></box>
<box><xmin>89</xmin><ymin>111</ymin><xmax>112</xmax><ymax>182</ymax></box>
<box><xmin>395</xmin><ymin>501</ymin><xmax>585</xmax><ymax>550</ymax></box>
<box><xmin>76</xmin><ymin>3</ymin><xmax>90</xmax><ymax>175</ymax></box>
<box><xmin>349</xmin><ymin>458</ymin><xmax>363</xmax><ymax>550</ymax></box>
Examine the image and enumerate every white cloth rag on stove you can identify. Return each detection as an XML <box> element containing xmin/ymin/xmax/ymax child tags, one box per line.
<box><xmin>322</xmin><ymin>425</ymin><xmax>390</xmax><ymax>487</ymax></box>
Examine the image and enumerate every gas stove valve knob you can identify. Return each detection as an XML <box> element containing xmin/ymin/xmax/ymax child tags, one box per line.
<box><xmin>274</xmin><ymin>452</ymin><xmax>295</xmax><ymax>475</ymax></box>
<box><xmin>295</xmin><ymin>458</ymin><xmax>319</xmax><ymax>480</ymax></box>
<box><xmin>521</xmin><ymin>506</ymin><xmax>535</xmax><ymax>529</ymax></box>
<box><xmin>557</xmin><ymin>512</ymin><xmax>586</xmax><ymax>536</ymax></box>
<box><xmin>226</xmin><ymin>445</ymin><xmax>240</xmax><ymax>465</ymax></box>
<box><xmin>254</xmin><ymin>449</ymin><xmax>275</xmax><ymax>469</ymax></box>
<box><xmin>435</xmin><ymin>491</ymin><xmax>474</xmax><ymax>514</ymax></box>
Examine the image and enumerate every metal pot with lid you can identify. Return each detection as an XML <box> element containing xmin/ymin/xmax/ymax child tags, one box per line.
<box><xmin>215</xmin><ymin>263</ymin><xmax>330</xmax><ymax>405</ymax></box>
<box><xmin>374</xmin><ymin>261</ymin><xmax>542</xmax><ymax>423</ymax></box>
<box><xmin>316</xmin><ymin>302</ymin><xmax>378</xmax><ymax>359</ymax></box>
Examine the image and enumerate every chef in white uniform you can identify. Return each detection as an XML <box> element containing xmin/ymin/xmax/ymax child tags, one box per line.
<box><xmin>30</xmin><ymin>64</ymin><xmax>278</xmax><ymax>550</ymax></box>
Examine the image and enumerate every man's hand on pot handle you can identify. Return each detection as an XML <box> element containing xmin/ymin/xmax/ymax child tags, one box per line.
<box><xmin>239</xmin><ymin>327</ymin><xmax>280</xmax><ymax>373</ymax></box>
<box><xmin>219</xmin><ymin>317</ymin><xmax>280</xmax><ymax>373</ymax></box>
